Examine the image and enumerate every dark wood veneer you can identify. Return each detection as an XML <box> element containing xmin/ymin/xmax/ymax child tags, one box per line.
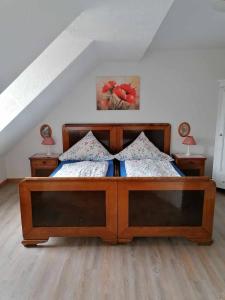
<box><xmin>62</xmin><ymin>123</ymin><xmax>170</xmax><ymax>154</ymax></box>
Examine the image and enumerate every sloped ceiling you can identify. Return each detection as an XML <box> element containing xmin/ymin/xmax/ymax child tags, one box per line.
<box><xmin>67</xmin><ymin>0</ymin><xmax>174</xmax><ymax>60</ymax></box>
<box><xmin>0</xmin><ymin>0</ymin><xmax>101</xmax><ymax>93</ymax></box>
<box><xmin>0</xmin><ymin>0</ymin><xmax>174</xmax><ymax>155</ymax></box>
<box><xmin>151</xmin><ymin>0</ymin><xmax>225</xmax><ymax>49</ymax></box>
<box><xmin>3</xmin><ymin>0</ymin><xmax>225</xmax><ymax>156</ymax></box>
<box><xmin>0</xmin><ymin>0</ymin><xmax>172</xmax><ymax>93</ymax></box>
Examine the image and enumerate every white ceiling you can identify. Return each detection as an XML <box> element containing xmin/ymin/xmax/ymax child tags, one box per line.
<box><xmin>0</xmin><ymin>0</ymin><xmax>173</xmax><ymax>154</ymax></box>
<box><xmin>0</xmin><ymin>0</ymin><xmax>173</xmax><ymax>128</ymax></box>
<box><xmin>68</xmin><ymin>0</ymin><xmax>174</xmax><ymax>60</ymax></box>
<box><xmin>151</xmin><ymin>0</ymin><xmax>225</xmax><ymax>49</ymax></box>
<box><xmin>0</xmin><ymin>0</ymin><xmax>225</xmax><ymax>156</ymax></box>
<box><xmin>0</xmin><ymin>0</ymin><xmax>101</xmax><ymax>92</ymax></box>
<box><xmin>1</xmin><ymin>0</ymin><xmax>225</xmax><ymax>93</ymax></box>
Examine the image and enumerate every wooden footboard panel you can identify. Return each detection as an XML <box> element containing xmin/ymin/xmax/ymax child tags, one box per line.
<box><xmin>20</xmin><ymin>176</ymin><xmax>216</xmax><ymax>246</ymax></box>
<box><xmin>19</xmin><ymin>178</ymin><xmax>117</xmax><ymax>246</ymax></box>
<box><xmin>117</xmin><ymin>177</ymin><xmax>216</xmax><ymax>245</ymax></box>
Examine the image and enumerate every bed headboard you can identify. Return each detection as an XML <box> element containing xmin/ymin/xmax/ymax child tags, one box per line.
<box><xmin>62</xmin><ymin>123</ymin><xmax>171</xmax><ymax>154</ymax></box>
<box><xmin>116</xmin><ymin>124</ymin><xmax>171</xmax><ymax>154</ymax></box>
<box><xmin>62</xmin><ymin>124</ymin><xmax>117</xmax><ymax>153</ymax></box>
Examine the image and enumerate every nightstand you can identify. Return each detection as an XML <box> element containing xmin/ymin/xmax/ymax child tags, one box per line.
<box><xmin>29</xmin><ymin>153</ymin><xmax>59</xmax><ymax>177</ymax></box>
<box><xmin>172</xmin><ymin>154</ymin><xmax>206</xmax><ymax>176</ymax></box>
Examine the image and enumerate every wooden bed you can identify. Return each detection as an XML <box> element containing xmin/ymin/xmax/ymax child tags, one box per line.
<box><xmin>19</xmin><ymin>124</ymin><xmax>216</xmax><ymax>246</ymax></box>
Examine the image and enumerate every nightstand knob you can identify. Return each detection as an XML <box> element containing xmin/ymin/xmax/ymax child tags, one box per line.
<box><xmin>219</xmin><ymin>133</ymin><xmax>223</xmax><ymax>137</ymax></box>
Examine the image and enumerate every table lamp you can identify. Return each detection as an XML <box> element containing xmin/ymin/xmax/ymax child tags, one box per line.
<box><xmin>182</xmin><ymin>136</ymin><xmax>196</xmax><ymax>156</ymax></box>
<box><xmin>42</xmin><ymin>137</ymin><xmax>55</xmax><ymax>156</ymax></box>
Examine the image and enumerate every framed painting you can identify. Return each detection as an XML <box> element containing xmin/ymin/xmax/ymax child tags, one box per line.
<box><xmin>96</xmin><ymin>76</ymin><xmax>140</xmax><ymax>110</ymax></box>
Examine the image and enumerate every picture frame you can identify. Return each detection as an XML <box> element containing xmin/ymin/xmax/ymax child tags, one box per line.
<box><xmin>96</xmin><ymin>76</ymin><xmax>140</xmax><ymax>110</ymax></box>
<box><xmin>40</xmin><ymin>124</ymin><xmax>52</xmax><ymax>139</ymax></box>
<box><xmin>178</xmin><ymin>122</ymin><xmax>191</xmax><ymax>137</ymax></box>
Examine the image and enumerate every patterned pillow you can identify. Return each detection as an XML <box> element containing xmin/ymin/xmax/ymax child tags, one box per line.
<box><xmin>114</xmin><ymin>132</ymin><xmax>173</xmax><ymax>161</ymax></box>
<box><xmin>59</xmin><ymin>131</ymin><xmax>114</xmax><ymax>161</ymax></box>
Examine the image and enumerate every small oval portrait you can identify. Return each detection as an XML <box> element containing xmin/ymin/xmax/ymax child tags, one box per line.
<box><xmin>178</xmin><ymin>122</ymin><xmax>191</xmax><ymax>137</ymax></box>
<box><xmin>40</xmin><ymin>124</ymin><xmax>52</xmax><ymax>139</ymax></box>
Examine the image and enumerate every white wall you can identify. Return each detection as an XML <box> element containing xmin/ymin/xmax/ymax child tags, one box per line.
<box><xmin>0</xmin><ymin>156</ymin><xmax>6</xmax><ymax>182</ymax></box>
<box><xmin>5</xmin><ymin>49</ymin><xmax>225</xmax><ymax>177</ymax></box>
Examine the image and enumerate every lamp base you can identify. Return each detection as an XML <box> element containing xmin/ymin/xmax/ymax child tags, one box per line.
<box><xmin>185</xmin><ymin>145</ymin><xmax>191</xmax><ymax>156</ymax></box>
<box><xmin>46</xmin><ymin>145</ymin><xmax>51</xmax><ymax>156</ymax></box>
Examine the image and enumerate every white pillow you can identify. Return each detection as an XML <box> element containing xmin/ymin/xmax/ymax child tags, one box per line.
<box><xmin>114</xmin><ymin>132</ymin><xmax>173</xmax><ymax>161</ymax></box>
<box><xmin>59</xmin><ymin>131</ymin><xmax>114</xmax><ymax>161</ymax></box>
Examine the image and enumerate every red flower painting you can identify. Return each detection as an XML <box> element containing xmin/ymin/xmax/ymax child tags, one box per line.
<box><xmin>97</xmin><ymin>76</ymin><xmax>140</xmax><ymax>110</ymax></box>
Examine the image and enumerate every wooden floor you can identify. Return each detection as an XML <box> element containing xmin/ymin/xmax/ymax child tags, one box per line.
<box><xmin>1</xmin><ymin>183</ymin><xmax>225</xmax><ymax>300</ymax></box>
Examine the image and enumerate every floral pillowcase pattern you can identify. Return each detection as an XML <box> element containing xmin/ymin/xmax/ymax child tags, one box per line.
<box><xmin>115</xmin><ymin>132</ymin><xmax>173</xmax><ymax>161</ymax></box>
<box><xmin>59</xmin><ymin>131</ymin><xmax>114</xmax><ymax>161</ymax></box>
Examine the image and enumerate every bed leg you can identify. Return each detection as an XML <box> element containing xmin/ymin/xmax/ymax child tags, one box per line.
<box><xmin>118</xmin><ymin>238</ymin><xmax>133</xmax><ymax>244</ymax></box>
<box><xmin>22</xmin><ymin>239</ymin><xmax>49</xmax><ymax>247</ymax></box>
<box><xmin>197</xmin><ymin>240</ymin><xmax>213</xmax><ymax>246</ymax></box>
<box><xmin>187</xmin><ymin>237</ymin><xmax>213</xmax><ymax>246</ymax></box>
<box><xmin>101</xmin><ymin>238</ymin><xmax>117</xmax><ymax>245</ymax></box>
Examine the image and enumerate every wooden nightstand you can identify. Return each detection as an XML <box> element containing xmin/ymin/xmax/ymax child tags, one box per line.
<box><xmin>29</xmin><ymin>153</ymin><xmax>59</xmax><ymax>177</ymax></box>
<box><xmin>172</xmin><ymin>154</ymin><xmax>206</xmax><ymax>176</ymax></box>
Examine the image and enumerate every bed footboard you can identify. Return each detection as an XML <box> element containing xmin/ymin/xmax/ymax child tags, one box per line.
<box><xmin>19</xmin><ymin>178</ymin><xmax>117</xmax><ymax>246</ymax></box>
<box><xmin>117</xmin><ymin>177</ymin><xmax>216</xmax><ymax>245</ymax></box>
<box><xmin>20</xmin><ymin>177</ymin><xmax>216</xmax><ymax>246</ymax></box>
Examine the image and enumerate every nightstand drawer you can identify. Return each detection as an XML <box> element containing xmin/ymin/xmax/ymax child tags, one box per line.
<box><xmin>178</xmin><ymin>159</ymin><xmax>203</xmax><ymax>169</ymax></box>
<box><xmin>31</xmin><ymin>159</ymin><xmax>58</xmax><ymax>168</ymax></box>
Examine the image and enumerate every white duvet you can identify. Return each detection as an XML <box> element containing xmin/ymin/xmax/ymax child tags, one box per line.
<box><xmin>53</xmin><ymin>161</ymin><xmax>109</xmax><ymax>177</ymax></box>
<box><xmin>125</xmin><ymin>159</ymin><xmax>181</xmax><ymax>177</ymax></box>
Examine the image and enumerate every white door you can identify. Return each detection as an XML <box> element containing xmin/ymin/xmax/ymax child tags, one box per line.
<box><xmin>213</xmin><ymin>81</ymin><xmax>225</xmax><ymax>189</ymax></box>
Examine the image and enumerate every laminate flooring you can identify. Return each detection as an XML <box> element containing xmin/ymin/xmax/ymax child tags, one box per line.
<box><xmin>0</xmin><ymin>183</ymin><xmax>225</xmax><ymax>300</ymax></box>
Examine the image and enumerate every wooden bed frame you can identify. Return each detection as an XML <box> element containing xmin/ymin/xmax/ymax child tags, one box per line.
<box><xmin>19</xmin><ymin>124</ymin><xmax>216</xmax><ymax>246</ymax></box>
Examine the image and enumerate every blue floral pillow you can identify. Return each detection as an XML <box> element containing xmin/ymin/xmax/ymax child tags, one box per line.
<box><xmin>59</xmin><ymin>131</ymin><xmax>114</xmax><ymax>161</ymax></box>
<box><xmin>115</xmin><ymin>132</ymin><xmax>173</xmax><ymax>161</ymax></box>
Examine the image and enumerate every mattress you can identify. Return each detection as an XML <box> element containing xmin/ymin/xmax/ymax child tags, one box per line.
<box><xmin>120</xmin><ymin>159</ymin><xmax>184</xmax><ymax>177</ymax></box>
<box><xmin>51</xmin><ymin>160</ymin><xmax>114</xmax><ymax>177</ymax></box>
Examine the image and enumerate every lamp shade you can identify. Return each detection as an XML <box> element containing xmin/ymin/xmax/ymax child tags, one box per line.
<box><xmin>41</xmin><ymin>137</ymin><xmax>55</xmax><ymax>145</ymax></box>
<box><xmin>182</xmin><ymin>136</ymin><xmax>196</xmax><ymax>146</ymax></box>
